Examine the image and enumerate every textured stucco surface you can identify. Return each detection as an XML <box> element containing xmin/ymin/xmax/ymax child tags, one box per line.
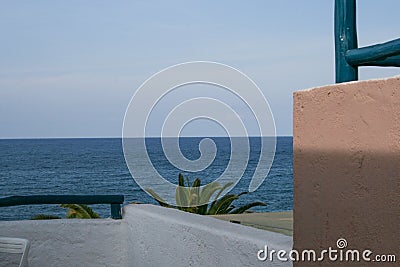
<box><xmin>0</xmin><ymin>219</ymin><xmax>125</xmax><ymax>267</ymax></box>
<box><xmin>123</xmin><ymin>204</ymin><xmax>292</xmax><ymax>267</ymax></box>
<box><xmin>293</xmin><ymin>76</ymin><xmax>400</xmax><ymax>266</ymax></box>
<box><xmin>0</xmin><ymin>204</ymin><xmax>293</xmax><ymax>266</ymax></box>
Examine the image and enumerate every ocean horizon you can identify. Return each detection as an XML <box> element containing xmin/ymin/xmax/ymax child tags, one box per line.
<box><xmin>0</xmin><ymin>136</ymin><xmax>293</xmax><ymax>220</ymax></box>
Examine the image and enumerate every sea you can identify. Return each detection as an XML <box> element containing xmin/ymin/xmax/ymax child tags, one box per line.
<box><xmin>0</xmin><ymin>137</ymin><xmax>293</xmax><ymax>221</ymax></box>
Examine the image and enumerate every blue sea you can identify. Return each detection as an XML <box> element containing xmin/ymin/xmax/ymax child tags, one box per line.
<box><xmin>0</xmin><ymin>137</ymin><xmax>292</xmax><ymax>220</ymax></box>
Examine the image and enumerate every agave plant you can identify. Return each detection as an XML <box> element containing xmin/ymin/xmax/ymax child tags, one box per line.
<box><xmin>31</xmin><ymin>204</ymin><xmax>100</xmax><ymax>220</ymax></box>
<box><xmin>146</xmin><ymin>173</ymin><xmax>267</xmax><ymax>215</ymax></box>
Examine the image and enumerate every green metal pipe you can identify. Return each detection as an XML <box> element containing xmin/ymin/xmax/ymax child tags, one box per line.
<box><xmin>357</xmin><ymin>55</ymin><xmax>400</xmax><ymax>67</ymax></box>
<box><xmin>335</xmin><ymin>0</ymin><xmax>358</xmax><ymax>83</ymax></box>
<box><xmin>345</xmin><ymin>38</ymin><xmax>400</xmax><ymax>66</ymax></box>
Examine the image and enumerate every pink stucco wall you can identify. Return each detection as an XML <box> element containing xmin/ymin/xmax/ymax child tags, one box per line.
<box><xmin>293</xmin><ymin>76</ymin><xmax>399</xmax><ymax>266</ymax></box>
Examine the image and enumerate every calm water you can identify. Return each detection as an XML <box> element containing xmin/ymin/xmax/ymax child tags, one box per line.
<box><xmin>0</xmin><ymin>137</ymin><xmax>292</xmax><ymax>220</ymax></box>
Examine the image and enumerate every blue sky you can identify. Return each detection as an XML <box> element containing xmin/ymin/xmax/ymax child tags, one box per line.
<box><xmin>0</xmin><ymin>1</ymin><xmax>399</xmax><ymax>138</ymax></box>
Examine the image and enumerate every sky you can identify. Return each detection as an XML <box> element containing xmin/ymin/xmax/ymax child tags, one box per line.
<box><xmin>0</xmin><ymin>0</ymin><xmax>399</xmax><ymax>138</ymax></box>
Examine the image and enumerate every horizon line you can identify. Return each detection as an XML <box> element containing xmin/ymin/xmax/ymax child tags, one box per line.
<box><xmin>0</xmin><ymin>135</ymin><xmax>293</xmax><ymax>140</ymax></box>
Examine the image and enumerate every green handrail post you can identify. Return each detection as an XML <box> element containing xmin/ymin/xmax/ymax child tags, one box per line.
<box><xmin>0</xmin><ymin>195</ymin><xmax>124</xmax><ymax>219</ymax></box>
<box><xmin>335</xmin><ymin>0</ymin><xmax>400</xmax><ymax>83</ymax></box>
<box><xmin>111</xmin><ymin>203</ymin><xmax>122</xmax><ymax>219</ymax></box>
<box><xmin>335</xmin><ymin>0</ymin><xmax>358</xmax><ymax>83</ymax></box>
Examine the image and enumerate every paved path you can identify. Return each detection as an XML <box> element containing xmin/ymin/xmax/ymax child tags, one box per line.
<box><xmin>210</xmin><ymin>211</ymin><xmax>293</xmax><ymax>236</ymax></box>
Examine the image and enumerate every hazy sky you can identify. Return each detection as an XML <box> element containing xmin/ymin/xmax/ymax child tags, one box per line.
<box><xmin>1</xmin><ymin>1</ymin><xmax>399</xmax><ymax>138</ymax></box>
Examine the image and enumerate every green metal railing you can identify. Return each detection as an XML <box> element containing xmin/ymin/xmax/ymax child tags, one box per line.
<box><xmin>0</xmin><ymin>195</ymin><xmax>124</xmax><ymax>219</ymax></box>
<box><xmin>335</xmin><ymin>0</ymin><xmax>400</xmax><ymax>83</ymax></box>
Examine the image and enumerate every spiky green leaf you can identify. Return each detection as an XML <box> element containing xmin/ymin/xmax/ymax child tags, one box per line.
<box><xmin>212</xmin><ymin>181</ymin><xmax>234</xmax><ymax>203</ymax></box>
<box><xmin>229</xmin><ymin>201</ymin><xmax>267</xmax><ymax>214</ymax></box>
<box><xmin>208</xmin><ymin>194</ymin><xmax>239</xmax><ymax>215</ymax></box>
<box><xmin>146</xmin><ymin>188</ymin><xmax>172</xmax><ymax>208</ymax></box>
<box><xmin>199</xmin><ymin>181</ymin><xmax>222</xmax><ymax>205</ymax></box>
<box><xmin>178</xmin><ymin>173</ymin><xmax>185</xmax><ymax>187</ymax></box>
